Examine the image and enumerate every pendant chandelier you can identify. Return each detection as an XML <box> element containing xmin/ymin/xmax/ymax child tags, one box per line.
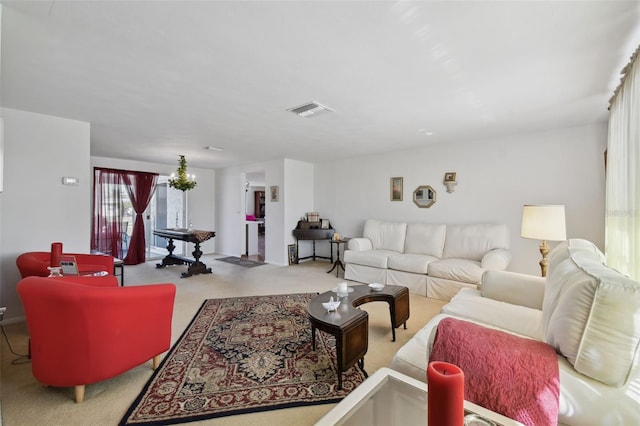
<box><xmin>168</xmin><ymin>155</ymin><xmax>197</xmax><ymax>192</ymax></box>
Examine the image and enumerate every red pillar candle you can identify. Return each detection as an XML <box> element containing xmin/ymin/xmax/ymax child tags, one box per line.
<box><xmin>50</xmin><ymin>242</ymin><xmax>63</xmax><ymax>268</ymax></box>
<box><xmin>427</xmin><ymin>361</ymin><xmax>465</xmax><ymax>426</ymax></box>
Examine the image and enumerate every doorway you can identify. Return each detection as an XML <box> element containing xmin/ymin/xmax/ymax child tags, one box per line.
<box><xmin>243</xmin><ymin>171</ymin><xmax>266</xmax><ymax>262</ymax></box>
<box><xmin>143</xmin><ymin>176</ymin><xmax>187</xmax><ymax>260</ymax></box>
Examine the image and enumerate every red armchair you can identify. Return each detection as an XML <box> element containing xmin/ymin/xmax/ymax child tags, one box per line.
<box><xmin>17</xmin><ymin>276</ymin><xmax>176</xmax><ymax>402</ymax></box>
<box><xmin>16</xmin><ymin>251</ymin><xmax>114</xmax><ymax>278</ymax></box>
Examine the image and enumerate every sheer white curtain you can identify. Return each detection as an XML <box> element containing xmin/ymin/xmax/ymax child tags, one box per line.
<box><xmin>606</xmin><ymin>48</ymin><xmax>640</xmax><ymax>279</ymax></box>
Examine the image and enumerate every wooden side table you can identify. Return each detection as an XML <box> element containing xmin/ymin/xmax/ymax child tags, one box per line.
<box><xmin>307</xmin><ymin>299</ymin><xmax>369</xmax><ymax>390</ymax></box>
<box><xmin>327</xmin><ymin>238</ymin><xmax>350</xmax><ymax>277</ymax></box>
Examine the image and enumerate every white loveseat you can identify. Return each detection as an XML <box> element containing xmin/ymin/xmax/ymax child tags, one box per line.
<box><xmin>390</xmin><ymin>239</ymin><xmax>640</xmax><ymax>425</ymax></box>
<box><xmin>344</xmin><ymin>219</ymin><xmax>511</xmax><ymax>300</ymax></box>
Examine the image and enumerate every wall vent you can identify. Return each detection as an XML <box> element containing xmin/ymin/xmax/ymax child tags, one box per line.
<box><xmin>287</xmin><ymin>101</ymin><xmax>335</xmax><ymax>118</ymax></box>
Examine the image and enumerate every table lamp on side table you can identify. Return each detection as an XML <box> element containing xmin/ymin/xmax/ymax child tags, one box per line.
<box><xmin>521</xmin><ymin>204</ymin><xmax>567</xmax><ymax>277</ymax></box>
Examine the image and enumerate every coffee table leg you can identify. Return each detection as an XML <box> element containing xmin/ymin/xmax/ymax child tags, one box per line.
<box><xmin>337</xmin><ymin>338</ymin><xmax>343</xmax><ymax>390</ymax></box>
<box><xmin>388</xmin><ymin>302</ymin><xmax>397</xmax><ymax>342</ymax></box>
<box><xmin>311</xmin><ymin>326</ymin><xmax>316</xmax><ymax>351</ymax></box>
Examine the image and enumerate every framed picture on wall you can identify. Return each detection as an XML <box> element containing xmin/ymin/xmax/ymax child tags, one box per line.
<box><xmin>288</xmin><ymin>244</ymin><xmax>297</xmax><ymax>265</ymax></box>
<box><xmin>390</xmin><ymin>177</ymin><xmax>403</xmax><ymax>201</ymax></box>
<box><xmin>270</xmin><ymin>185</ymin><xmax>279</xmax><ymax>202</ymax></box>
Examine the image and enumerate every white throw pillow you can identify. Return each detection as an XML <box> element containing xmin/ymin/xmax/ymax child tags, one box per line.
<box><xmin>543</xmin><ymin>239</ymin><xmax>640</xmax><ymax>386</ymax></box>
<box><xmin>404</xmin><ymin>223</ymin><xmax>446</xmax><ymax>258</ymax></box>
<box><xmin>363</xmin><ymin>219</ymin><xmax>407</xmax><ymax>253</ymax></box>
<box><xmin>442</xmin><ymin>224</ymin><xmax>510</xmax><ymax>261</ymax></box>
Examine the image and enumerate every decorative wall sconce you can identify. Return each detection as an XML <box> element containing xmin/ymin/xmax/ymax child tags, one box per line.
<box><xmin>444</xmin><ymin>172</ymin><xmax>457</xmax><ymax>193</ymax></box>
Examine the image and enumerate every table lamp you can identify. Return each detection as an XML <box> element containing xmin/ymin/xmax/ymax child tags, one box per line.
<box><xmin>521</xmin><ymin>204</ymin><xmax>566</xmax><ymax>277</ymax></box>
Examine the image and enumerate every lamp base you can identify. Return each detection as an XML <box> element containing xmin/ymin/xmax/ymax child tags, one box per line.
<box><xmin>538</xmin><ymin>240</ymin><xmax>549</xmax><ymax>277</ymax></box>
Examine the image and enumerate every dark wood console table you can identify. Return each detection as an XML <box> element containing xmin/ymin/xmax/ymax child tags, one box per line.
<box><xmin>153</xmin><ymin>228</ymin><xmax>215</xmax><ymax>278</ymax></box>
<box><xmin>306</xmin><ymin>284</ymin><xmax>409</xmax><ymax>389</ymax></box>
<box><xmin>292</xmin><ymin>221</ymin><xmax>334</xmax><ymax>263</ymax></box>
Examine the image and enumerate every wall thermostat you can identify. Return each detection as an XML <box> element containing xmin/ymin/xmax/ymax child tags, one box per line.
<box><xmin>61</xmin><ymin>176</ymin><xmax>80</xmax><ymax>185</ymax></box>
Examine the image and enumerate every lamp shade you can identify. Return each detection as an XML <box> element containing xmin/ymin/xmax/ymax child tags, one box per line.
<box><xmin>521</xmin><ymin>204</ymin><xmax>567</xmax><ymax>241</ymax></box>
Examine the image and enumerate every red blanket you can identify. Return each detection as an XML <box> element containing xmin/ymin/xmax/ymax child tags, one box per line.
<box><xmin>429</xmin><ymin>317</ymin><xmax>559</xmax><ymax>426</ymax></box>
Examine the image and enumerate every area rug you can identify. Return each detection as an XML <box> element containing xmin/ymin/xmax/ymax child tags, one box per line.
<box><xmin>119</xmin><ymin>293</ymin><xmax>366</xmax><ymax>425</ymax></box>
<box><xmin>215</xmin><ymin>256</ymin><xmax>264</xmax><ymax>268</ymax></box>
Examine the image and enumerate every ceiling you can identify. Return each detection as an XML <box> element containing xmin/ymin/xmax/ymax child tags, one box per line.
<box><xmin>2</xmin><ymin>1</ymin><xmax>639</xmax><ymax>170</ymax></box>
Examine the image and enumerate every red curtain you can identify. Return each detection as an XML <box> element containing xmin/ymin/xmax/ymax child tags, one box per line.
<box><xmin>122</xmin><ymin>172</ymin><xmax>158</xmax><ymax>265</ymax></box>
<box><xmin>92</xmin><ymin>168</ymin><xmax>158</xmax><ymax>265</ymax></box>
<box><xmin>92</xmin><ymin>168</ymin><xmax>126</xmax><ymax>258</ymax></box>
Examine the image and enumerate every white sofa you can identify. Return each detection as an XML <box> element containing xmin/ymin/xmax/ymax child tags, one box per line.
<box><xmin>344</xmin><ymin>219</ymin><xmax>511</xmax><ymax>300</ymax></box>
<box><xmin>390</xmin><ymin>239</ymin><xmax>640</xmax><ymax>425</ymax></box>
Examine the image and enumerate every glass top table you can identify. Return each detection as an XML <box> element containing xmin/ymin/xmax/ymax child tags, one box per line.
<box><xmin>315</xmin><ymin>367</ymin><xmax>523</xmax><ymax>426</ymax></box>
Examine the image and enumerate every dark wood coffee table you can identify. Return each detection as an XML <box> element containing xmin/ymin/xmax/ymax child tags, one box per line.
<box><xmin>307</xmin><ymin>284</ymin><xmax>410</xmax><ymax>389</ymax></box>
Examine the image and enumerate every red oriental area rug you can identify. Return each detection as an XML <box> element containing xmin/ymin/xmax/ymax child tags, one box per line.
<box><xmin>119</xmin><ymin>293</ymin><xmax>366</xmax><ymax>425</ymax></box>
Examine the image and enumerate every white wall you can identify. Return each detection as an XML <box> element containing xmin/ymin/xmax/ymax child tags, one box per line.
<box><xmin>1</xmin><ymin>108</ymin><xmax>91</xmax><ymax>321</ymax></box>
<box><xmin>90</xmin><ymin>156</ymin><xmax>216</xmax><ymax>255</ymax></box>
<box><xmin>314</xmin><ymin>123</ymin><xmax>607</xmax><ymax>276</ymax></box>
<box><xmin>264</xmin><ymin>159</ymin><xmax>285</xmax><ymax>264</ymax></box>
<box><xmin>215</xmin><ymin>166</ymin><xmax>244</xmax><ymax>257</ymax></box>
<box><xmin>284</xmin><ymin>159</ymin><xmax>314</xmax><ymax>260</ymax></box>
<box><xmin>215</xmin><ymin>159</ymin><xmax>314</xmax><ymax>265</ymax></box>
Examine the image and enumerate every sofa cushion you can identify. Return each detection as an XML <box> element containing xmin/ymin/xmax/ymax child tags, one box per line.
<box><xmin>388</xmin><ymin>253</ymin><xmax>438</xmax><ymax>274</ymax></box>
<box><xmin>363</xmin><ymin>219</ymin><xmax>407</xmax><ymax>253</ymax></box>
<box><xmin>427</xmin><ymin>258</ymin><xmax>483</xmax><ymax>284</ymax></box>
<box><xmin>543</xmin><ymin>239</ymin><xmax>640</xmax><ymax>386</ymax></box>
<box><xmin>443</xmin><ymin>224</ymin><xmax>509</xmax><ymax>261</ymax></box>
<box><xmin>404</xmin><ymin>223</ymin><xmax>446</xmax><ymax>258</ymax></box>
<box><xmin>343</xmin><ymin>249</ymin><xmax>397</xmax><ymax>269</ymax></box>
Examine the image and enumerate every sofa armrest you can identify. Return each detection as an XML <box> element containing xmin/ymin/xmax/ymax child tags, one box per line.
<box><xmin>347</xmin><ymin>238</ymin><xmax>372</xmax><ymax>251</ymax></box>
<box><xmin>480</xmin><ymin>248</ymin><xmax>511</xmax><ymax>270</ymax></box>
<box><xmin>481</xmin><ymin>270</ymin><xmax>545</xmax><ymax>310</ymax></box>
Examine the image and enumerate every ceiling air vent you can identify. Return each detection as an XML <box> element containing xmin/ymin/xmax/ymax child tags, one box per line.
<box><xmin>287</xmin><ymin>101</ymin><xmax>335</xmax><ymax>118</ymax></box>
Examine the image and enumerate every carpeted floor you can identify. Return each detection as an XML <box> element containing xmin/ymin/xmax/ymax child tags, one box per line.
<box><xmin>1</xmin><ymin>256</ymin><xmax>446</xmax><ymax>426</ymax></box>
<box><xmin>120</xmin><ymin>294</ymin><xmax>366</xmax><ymax>425</ymax></box>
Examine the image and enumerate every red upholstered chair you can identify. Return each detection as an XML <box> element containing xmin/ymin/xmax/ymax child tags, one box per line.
<box><xmin>17</xmin><ymin>276</ymin><xmax>176</xmax><ymax>402</ymax></box>
<box><xmin>16</xmin><ymin>251</ymin><xmax>114</xmax><ymax>278</ymax></box>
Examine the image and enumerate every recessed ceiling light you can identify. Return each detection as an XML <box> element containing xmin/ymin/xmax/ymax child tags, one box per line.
<box><xmin>205</xmin><ymin>146</ymin><xmax>224</xmax><ymax>151</ymax></box>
